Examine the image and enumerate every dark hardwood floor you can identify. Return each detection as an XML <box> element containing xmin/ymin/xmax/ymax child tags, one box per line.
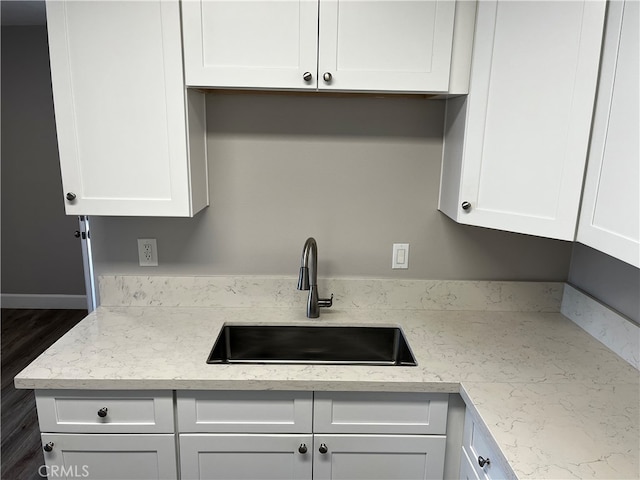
<box><xmin>1</xmin><ymin>309</ymin><xmax>87</xmax><ymax>480</ymax></box>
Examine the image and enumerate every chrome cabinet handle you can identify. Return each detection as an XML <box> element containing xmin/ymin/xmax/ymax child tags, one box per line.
<box><xmin>322</xmin><ymin>72</ymin><xmax>332</xmax><ymax>83</ymax></box>
<box><xmin>461</xmin><ymin>201</ymin><xmax>471</xmax><ymax>211</ymax></box>
<box><xmin>298</xmin><ymin>444</ymin><xmax>307</xmax><ymax>454</ymax></box>
<box><xmin>97</xmin><ymin>407</ymin><xmax>108</xmax><ymax>418</ymax></box>
<box><xmin>303</xmin><ymin>72</ymin><xmax>312</xmax><ymax>82</ymax></box>
<box><xmin>43</xmin><ymin>442</ymin><xmax>54</xmax><ymax>452</ymax></box>
<box><xmin>66</xmin><ymin>192</ymin><xmax>77</xmax><ymax>201</ymax></box>
<box><xmin>318</xmin><ymin>443</ymin><xmax>328</xmax><ymax>454</ymax></box>
<box><xmin>478</xmin><ymin>456</ymin><xmax>491</xmax><ymax>468</ymax></box>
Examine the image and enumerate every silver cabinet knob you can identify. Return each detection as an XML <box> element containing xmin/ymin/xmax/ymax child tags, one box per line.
<box><xmin>43</xmin><ymin>442</ymin><xmax>54</xmax><ymax>452</ymax></box>
<box><xmin>66</xmin><ymin>192</ymin><xmax>77</xmax><ymax>201</ymax></box>
<box><xmin>298</xmin><ymin>444</ymin><xmax>307</xmax><ymax>454</ymax></box>
<box><xmin>323</xmin><ymin>72</ymin><xmax>332</xmax><ymax>83</ymax></box>
<box><xmin>302</xmin><ymin>72</ymin><xmax>312</xmax><ymax>82</ymax></box>
<box><xmin>478</xmin><ymin>456</ymin><xmax>491</xmax><ymax>468</ymax></box>
<box><xmin>318</xmin><ymin>443</ymin><xmax>328</xmax><ymax>454</ymax></box>
<box><xmin>97</xmin><ymin>407</ymin><xmax>108</xmax><ymax>418</ymax></box>
<box><xmin>461</xmin><ymin>201</ymin><xmax>471</xmax><ymax>211</ymax></box>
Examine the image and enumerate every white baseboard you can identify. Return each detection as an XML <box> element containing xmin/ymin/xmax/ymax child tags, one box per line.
<box><xmin>1</xmin><ymin>294</ymin><xmax>87</xmax><ymax>310</ymax></box>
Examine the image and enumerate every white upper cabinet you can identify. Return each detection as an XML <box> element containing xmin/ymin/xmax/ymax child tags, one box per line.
<box><xmin>317</xmin><ymin>0</ymin><xmax>455</xmax><ymax>92</ymax></box>
<box><xmin>439</xmin><ymin>0</ymin><xmax>606</xmax><ymax>240</ymax></box>
<box><xmin>181</xmin><ymin>0</ymin><xmax>319</xmax><ymax>90</ymax></box>
<box><xmin>47</xmin><ymin>0</ymin><xmax>208</xmax><ymax>216</ymax></box>
<box><xmin>577</xmin><ymin>0</ymin><xmax>639</xmax><ymax>267</ymax></box>
<box><xmin>182</xmin><ymin>0</ymin><xmax>473</xmax><ymax>93</ymax></box>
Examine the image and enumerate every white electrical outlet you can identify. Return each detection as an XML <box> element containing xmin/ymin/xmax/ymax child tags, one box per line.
<box><xmin>137</xmin><ymin>238</ymin><xmax>158</xmax><ymax>266</ymax></box>
<box><xmin>392</xmin><ymin>243</ymin><xmax>409</xmax><ymax>269</ymax></box>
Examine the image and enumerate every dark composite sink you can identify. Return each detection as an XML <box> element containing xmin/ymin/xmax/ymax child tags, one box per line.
<box><xmin>207</xmin><ymin>324</ymin><xmax>417</xmax><ymax>366</ymax></box>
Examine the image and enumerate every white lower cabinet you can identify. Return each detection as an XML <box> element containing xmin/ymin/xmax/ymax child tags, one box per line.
<box><xmin>314</xmin><ymin>434</ymin><xmax>446</xmax><ymax>480</ymax></box>
<box><xmin>36</xmin><ymin>390</ymin><xmax>177</xmax><ymax>480</ymax></box>
<box><xmin>34</xmin><ymin>390</ymin><xmax>453</xmax><ymax>479</ymax></box>
<box><xmin>179</xmin><ymin>434</ymin><xmax>313</xmax><ymax>480</ymax></box>
<box><xmin>459</xmin><ymin>448</ymin><xmax>480</xmax><ymax>480</ymax></box>
<box><xmin>40</xmin><ymin>433</ymin><xmax>177</xmax><ymax>480</ymax></box>
<box><xmin>177</xmin><ymin>391</ymin><xmax>449</xmax><ymax>480</ymax></box>
<box><xmin>461</xmin><ymin>410</ymin><xmax>510</xmax><ymax>480</ymax></box>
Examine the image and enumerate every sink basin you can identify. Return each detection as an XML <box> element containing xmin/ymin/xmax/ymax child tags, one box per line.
<box><xmin>207</xmin><ymin>324</ymin><xmax>417</xmax><ymax>366</ymax></box>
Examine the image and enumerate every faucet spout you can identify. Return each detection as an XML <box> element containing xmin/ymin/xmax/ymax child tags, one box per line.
<box><xmin>297</xmin><ymin>237</ymin><xmax>333</xmax><ymax>318</ymax></box>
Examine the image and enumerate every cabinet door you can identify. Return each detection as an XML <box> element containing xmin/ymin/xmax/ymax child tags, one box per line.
<box><xmin>41</xmin><ymin>433</ymin><xmax>177</xmax><ymax>479</ymax></box>
<box><xmin>439</xmin><ymin>0</ymin><xmax>605</xmax><ymax>240</ymax></box>
<box><xmin>461</xmin><ymin>410</ymin><xmax>510</xmax><ymax>480</ymax></box>
<box><xmin>179</xmin><ymin>434</ymin><xmax>313</xmax><ymax>480</ymax></box>
<box><xmin>46</xmin><ymin>0</ymin><xmax>207</xmax><ymax>216</ymax></box>
<box><xmin>459</xmin><ymin>448</ymin><xmax>481</xmax><ymax>480</ymax></box>
<box><xmin>182</xmin><ymin>0</ymin><xmax>319</xmax><ymax>90</ymax></box>
<box><xmin>313</xmin><ymin>434</ymin><xmax>446</xmax><ymax>480</ymax></box>
<box><xmin>317</xmin><ymin>0</ymin><xmax>455</xmax><ymax>93</ymax></box>
<box><xmin>577</xmin><ymin>0</ymin><xmax>639</xmax><ymax>267</ymax></box>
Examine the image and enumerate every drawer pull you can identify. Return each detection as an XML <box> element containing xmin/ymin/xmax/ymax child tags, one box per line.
<box><xmin>97</xmin><ymin>407</ymin><xmax>108</xmax><ymax>418</ymax></box>
<box><xmin>43</xmin><ymin>442</ymin><xmax>54</xmax><ymax>452</ymax></box>
<box><xmin>478</xmin><ymin>456</ymin><xmax>491</xmax><ymax>468</ymax></box>
<box><xmin>298</xmin><ymin>444</ymin><xmax>307</xmax><ymax>454</ymax></box>
<box><xmin>318</xmin><ymin>443</ymin><xmax>328</xmax><ymax>454</ymax></box>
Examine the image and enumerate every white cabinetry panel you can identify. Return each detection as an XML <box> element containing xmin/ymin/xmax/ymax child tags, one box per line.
<box><xmin>317</xmin><ymin>0</ymin><xmax>455</xmax><ymax>92</ymax></box>
<box><xmin>177</xmin><ymin>390</ymin><xmax>313</xmax><ymax>433</ymax></box>
<box><xmin>182</xmin><ymin>0</ymin><xmax>465</xmax><ymax>93</ymax></box>
<box><xmin>313</xmin><ymin>434</ymin><xmax>446</xmax><ymax>480</ymax></box>
<box><xmin>461</xmin><ymin>410</ymin><xmax>510</xmax><ymax>480</ymax></box>
<box><xmin>41</xmin><ymin>433</ymin><xmax>177</xmax><ymax>479</ymax></box>
<box><xmin>577</xmin><ymin>0</ymin><xmax>639</xmax><ymax>267</ymax></box>
<box><xmin>46</xmin><ymin>0</ymin><xmax>207</xmax><ymax>216</ymax></box>
<box><xmin>36</xmin><ymin>390</ymin><xmax>174</xmax><ymax>434</ymax></box>
<box><xmin>314</xmin><ymin>391</ymin><xmax>448</xmax><ymax>434</ymax></box>
<box><xmin>179</xmin><ymin>434</ymin><xmax>313</xmax><ymax>480</ymax></box>
<box><xmin>439</xmin><ymin>0</ymin><xmax>605</xmax><ymax>240</ymax></box>
<box><xmin>460</xmin><ymin>447</ymin><xmax>481</xmax><ymax>480</ymax></box>
<box><xmin>182</xmin><ymin>0</ymin><xmax>319</xmax><ymax>90</ymax></box>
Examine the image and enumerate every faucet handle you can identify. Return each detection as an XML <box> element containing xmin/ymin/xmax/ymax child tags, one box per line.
<box><xmin>318</xmin><ymin>294</ymin><xmax>334</xmax><ymax>308</ymax></box>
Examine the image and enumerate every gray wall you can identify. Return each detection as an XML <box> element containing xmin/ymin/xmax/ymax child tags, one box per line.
<box><xmin>90</xmin><ymin>93</ymin><xmax>573</xmax><ymax>280</ymax></box>
<box><xmin>1</xmin><ymin>26</ymin><xmax>85</xmax><ymax>296</ymax></box>
<box><xmin>569</xmin><ymin>243</ymin><xmax>640</xmax><ymax>324</ymax></box>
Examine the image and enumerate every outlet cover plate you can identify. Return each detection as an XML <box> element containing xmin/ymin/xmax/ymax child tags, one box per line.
<box><xmin>137</xmin><ymin>238</ymin><xmax>158</xmax><ymax>267</ymax></box>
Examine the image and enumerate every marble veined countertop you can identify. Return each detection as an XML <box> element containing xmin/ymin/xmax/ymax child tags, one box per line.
<box><xmin>14</xmin><ymin>276</ymin><xmax>640</xmax><ymax>479</ymax></box>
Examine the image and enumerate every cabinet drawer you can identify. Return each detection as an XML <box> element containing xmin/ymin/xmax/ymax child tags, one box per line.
<box><xmin>314</xmin><ymin>392</ymin><xmax>449</xmax><ymax>434</ymax></box>
<box><xmin>35</xmin><ymin>390</ymin><xmax>174</xmax><ymax>433</ymax></box>
<box><xmin>177</xmin><ymin>391</ymin><xmax>313</xmax><ymax>433</ymax></box>
<box><xmin>462</xmin><ymin>410</ymin><xmax>510</xmax><ymax>480</ymax></box>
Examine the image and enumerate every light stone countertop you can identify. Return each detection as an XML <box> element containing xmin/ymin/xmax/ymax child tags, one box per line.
<box><xmin>15</xmin><ymin>304</ymin><xmax>639</xmax><ymax>480</ymax></box>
